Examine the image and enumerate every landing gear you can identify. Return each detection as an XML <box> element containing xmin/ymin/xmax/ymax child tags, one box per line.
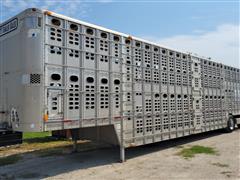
<box><xmin>70</xmin><ymin>129</ymin><xmax>79</xmax><ymax>152</ymax></box>
<box><xmin>73</xmin><ymin>139</ymin><xmax>78</xmax><ymax>152</ymax></box>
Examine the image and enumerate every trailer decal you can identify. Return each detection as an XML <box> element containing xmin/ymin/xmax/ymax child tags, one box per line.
<box><xmin>0</xmin><ymin>18</ymin><xmax>18</xmax><ymax>37</ymax></box>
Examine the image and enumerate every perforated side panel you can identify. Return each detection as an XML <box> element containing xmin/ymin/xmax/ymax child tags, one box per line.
<box><xmin>43</xmin><ymin>14</ymin><xmax>240</xmax><ymax>147</ymax></box>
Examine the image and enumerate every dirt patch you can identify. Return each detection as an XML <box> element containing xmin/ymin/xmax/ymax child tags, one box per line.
<box><xmin>0</xmin><ymin>173</ymin><xmax>15</xmax><ymax>180</ymax></box>
<box><xmin>0</xmin><ymin>154</ymin><xmax>22</xmax><ymax>166</ymax></box>
<box><xmin>0</xmin><ymin>139</ymin><xmax>71</xmax><ymax>157</ymax></box>
<box><xmin>212</xmin><ymin>162</ymin><xmax>229</xmax><ymax>168</ymax></box>
<box><xmin>18</xmin><ymin>172</ymin><xmax>41</xmax><ymax>179</ymax></box>
<box><xmin>0</xmin><ymin>138</ymin><xmax>90</xmax><ymax>158</ymax></box>
<box><xmin>221</xmin><ymin>171</ymin><xmax>234</xmax><ymax>178</ymax></box>
<box><xmin>0</xmin><ymin>130</ymin><xmax>239</xmax><ymax>180</ymax></box>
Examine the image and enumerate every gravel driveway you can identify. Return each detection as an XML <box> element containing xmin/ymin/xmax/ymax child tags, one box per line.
<box><xmin>0</xmin><ymin>129</ymin><xmax>239</xmax><ymax>180</ymax></box>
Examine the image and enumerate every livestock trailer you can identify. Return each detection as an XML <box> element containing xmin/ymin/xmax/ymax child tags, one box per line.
<box><xmin>0</xmin><ymin>8</ymin><xmax>240</xmax><ymax>161</ymax></box>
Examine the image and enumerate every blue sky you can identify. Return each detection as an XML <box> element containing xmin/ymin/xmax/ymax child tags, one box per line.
<box><xmin>0</xmin><ymin>0</ymin><xmax>239</xmax><ymax>66</ymax></box>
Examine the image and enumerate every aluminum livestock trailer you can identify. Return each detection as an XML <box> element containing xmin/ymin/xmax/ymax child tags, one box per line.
<box><xmin>0</xmin><ymin>8</ymin><xmax>240</xmax><ymax>161</ymax></box>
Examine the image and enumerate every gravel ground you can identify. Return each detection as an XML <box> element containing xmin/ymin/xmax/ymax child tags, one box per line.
<box><xmin>0</xmin><ymin>129</ymin><xmax>239</xmax><ymax>180</ymax></box>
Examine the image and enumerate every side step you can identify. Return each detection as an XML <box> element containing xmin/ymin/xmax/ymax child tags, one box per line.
<box><xmin>0</xmin><ymin>130</ymin><xmax>22</xmax><ymax>147</ymax></box>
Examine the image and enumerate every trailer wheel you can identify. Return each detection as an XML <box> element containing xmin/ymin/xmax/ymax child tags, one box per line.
<box><xmin>225</xmin><ymin>117</ymin><xmax>235</xmax><ymax>133</ymax></box>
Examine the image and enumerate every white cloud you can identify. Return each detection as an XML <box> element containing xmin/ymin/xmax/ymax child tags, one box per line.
<box><xmin>143</xmin><ymin>24</ymin><xmax>240</xmax><ymax>67</ymax></box>
<box><xmin>97</xmin><ymin>0</ymin><xmax>113</xmax><ymax>2</ymax></box>
<box><xmin>1</xmin><ymin>0</ymin><xmax>89</xmax><ymax>21</ymax></box>
<box><xmin>190</xmin><ymin>16</ymin><xmax>205</xmax><ymax>20</ymax></box>
<box><xmin>1</xmin><ymin>0</ymin><xmax>113</xmax><ymax>22</ymax></box>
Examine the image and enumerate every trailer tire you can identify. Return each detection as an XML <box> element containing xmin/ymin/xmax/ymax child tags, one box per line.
<box><xmin>225</xmin><ymin>117</ymin><xmax>235</xmax><ymax>133</ymax></box>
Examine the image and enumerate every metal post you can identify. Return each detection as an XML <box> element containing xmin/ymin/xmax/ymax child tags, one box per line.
<box><xmin>71</xmin><ymin>128</ymin><xmax>79</xmax><ymax>153</ymax></box>
<box><xmin>119</xmin><ymin>36</ymin><xmax>125</xmax><ymax>163</ymax></box>
<box><xmin>120</xmin><ymin>145</ymin><xmax>125</xmax><ymax>162</ymax></box>
<box><xmin>73</xmin><ymin>139</ymin><xmax>78</xmax><ymax>152</ymax></box>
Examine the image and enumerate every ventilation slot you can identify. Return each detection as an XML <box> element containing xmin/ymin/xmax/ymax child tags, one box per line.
<box><xmin>100</xmin><ymin>78</ymin><xmax>109</xmax><ymax>109</ymax></box>
<box><xmin>114</xmin><ymin>79</ymin><xmax>120</xmax><ymax>108</ymax></box>
<box><xmin>85</xmin><ymin>36</ymin><xmax>95</xmax><ymax>49</ymax></box>
<box><xmin>68</xmin><ymin>32</ymin><xmax>79</xmax><ymax>45</ymax></box>
<box><xmin>51</xmin><ymin>18</ymin><xmax>61</xmax><ymax>26</ymax></box>
<box><xmin>30</xmin><ymin>74</ymin><xmax>41</xmax><ymax>84</ymax></box>
<box><xmin>85</xmin><ymin>77</ymin><xmax>95</xmax><ymax>109</ymax></box>
<box><xmin>49</xmin><ymin>27</ymin><xmax>62</xmax><ymax>42</ymax></box>
<box><xmin>86</xmin><ymin>28</ymin><xmax>94</xmax><ymax>35</ymax></box>
<box><xmin>136</xmin><ymin>118</ymin><xmax>143</xmax><ymax>134</ymax></box>
<box><xmin>100</xmin><ymin>39</ymin><xmax>108</xmax><ymax>52</ymax></box>
<box><xmin>70</xmin><ymin>24</ymin><xmax>78</xmax><ymax>31</ymax></box>
<box><xmin>69</xmin><ymin>75</ymin><xmax>79</xmax><ymax>110</ymax></box>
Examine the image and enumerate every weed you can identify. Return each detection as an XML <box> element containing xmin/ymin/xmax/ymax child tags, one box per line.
<box><xmin>177</xmin><ymin>145</ymin><xmax>217</xmax><ymax>159</ymax></box>
<box><xmin>212</xmin><ymin>162</ymin><xmax>229</xmax><ymax>168</ymax></box>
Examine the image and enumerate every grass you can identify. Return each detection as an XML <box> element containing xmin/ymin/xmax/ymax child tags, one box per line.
<box><xmin>0</xmin><ymin>132</ymin><xmax>93</xmax><ymax>166</ymax></box>
<box><xmin>35</xmin><ymin>145</ymin><xmax>70</xmax><ymax>157</ymax></box>
<box><xmin>0</xmin><ymin>154</ymin><xmax>22</xmax><ymax>166</ymax></box>
<box><xmin>0</xmin><ymin>132</ymin><xmax>75</xmax><ymax>167</ymax></box>
<box><xmin>23</xmin><ymin>132</ymin><xmax>52</xmax><ymax>140</ymax></box>
<box><xmin>0</xmin><ymin>131</ymin><xmax>72</xmax><ymax>158</ymax></box>
<box><xmin>0</xmin><ymin>140</ymin><xmax>73</xmax><ymax>165</ymax></box>
<box><xmin>177</xmin><ymin>145</ymin><xmax>217</xmax><ymax>159</ymax></box>
<box><xmin>23</xmin><ymin>131</ymin><xmax>69</xmax><ymax>144</ymax></box>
